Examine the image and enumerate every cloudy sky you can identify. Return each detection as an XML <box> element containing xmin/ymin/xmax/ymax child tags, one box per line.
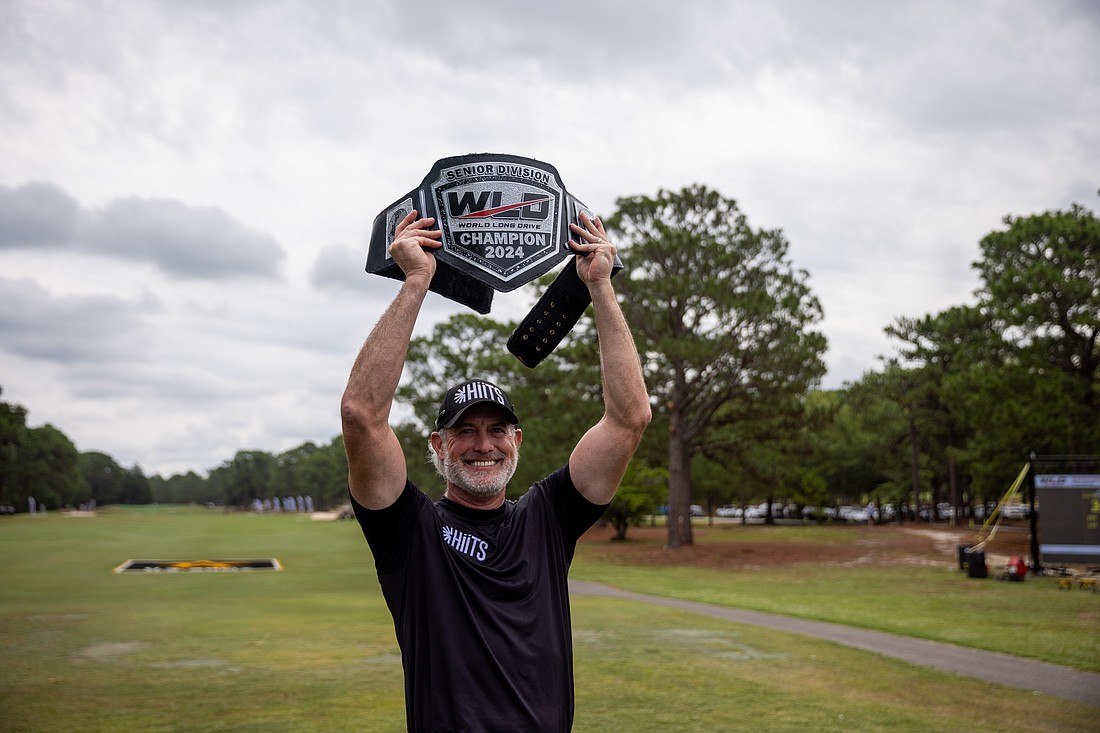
<box><xmin>2</xmin><ymin>0</ymin><xmax>1097</xmax><ymax>477</ymax></box>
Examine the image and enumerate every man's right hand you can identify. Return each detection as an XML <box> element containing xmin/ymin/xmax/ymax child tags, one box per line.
<box><xmin>389</xmin><ymin>210</ymin><xmax>442</xmax><ymax>282</ymax></box>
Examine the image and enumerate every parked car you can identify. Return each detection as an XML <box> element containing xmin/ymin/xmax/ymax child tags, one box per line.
<box><xmin>742</xmin><ymin>504</ymin><xmax>764</xmax><ymax>520</ymax></box>
<box><xmin>690</xmin><ymin>504</ymin><xmax>706</xmax><ymax>517</ymax></box>
<box><xmin>838</xmin><ymin>506</ymin><xmax>870</xmax><ymax>522</ymax></box>
<box><xmin>973</xmin><ymin>502</ymin><xmax>997</xmax><ymax>519</ymax></box>
<box><xmin>1001</xmin><ymin>503</ymin><xmax>1030</xmax><ymax>519</ymax></box>
<box><xmin>716</xmin><ymin>505</ymin><xmax>742</xmax><ymax>518</ymax></box>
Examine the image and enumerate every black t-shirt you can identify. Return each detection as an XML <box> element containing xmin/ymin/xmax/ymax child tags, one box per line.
<box><xmin>352</xmin><ymin>465</ymin><xmax>607</xmax><ymax>733</ymax></box>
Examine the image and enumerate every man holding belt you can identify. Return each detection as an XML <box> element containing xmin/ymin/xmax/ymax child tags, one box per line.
<box><xmin>341</xmin><ymin>208</ymin><xmax>651</xmax><ymax>732</ymax></box>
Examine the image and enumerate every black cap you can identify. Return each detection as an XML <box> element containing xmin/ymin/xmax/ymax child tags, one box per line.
<box><xmin>435</xmin><ymin>379</ymin><xmax>519</xmax><ymax>431</ymax></box>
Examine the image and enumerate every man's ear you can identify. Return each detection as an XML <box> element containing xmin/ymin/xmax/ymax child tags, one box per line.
<box><xmin>430</xmin><ymin>431</ymin><xmax>444</xmax><ymax>456</ymax></box>
<box><xmin>513</xmin><ymin>427</ymin><xmax>523</xmax><ymax>448</ymax></box>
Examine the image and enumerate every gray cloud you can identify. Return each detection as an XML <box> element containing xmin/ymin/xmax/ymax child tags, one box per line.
<box><xmin>82</xmin><ymin>197</ymin><xmax>285</xmax><ymax>280</ymax></box>
<box><xmin>6</xmin><ymin>0</ymin><xmax>1093</xmax><ymax>162</ymax></box>
<box><xmin>0</xmin><ymin>181</ymin><xmax>79</xmax><ymax>247</ymax></box>
<box><xmin>0</xmin><ymin>277</ymin><xmax>156</xmax><ymax>362</ymax></box>
<box><xmin>309</xmin><ymin>243</ymin><xmax>370</xmax><ymax>294</ymax></box>
<box><xmin>0</xmin><ymin>182</ymin><xmax>286</xmax><ymax>279</ymax></box>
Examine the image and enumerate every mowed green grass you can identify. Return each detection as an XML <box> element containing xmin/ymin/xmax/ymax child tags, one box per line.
<box><xmin>572</xmin><ymin>524</ymin><xmax>1100</xmax><ymax>673</ymax></box>
<box><xmin>0</xmin><ymin>507</ymin><xmax>1095</xmax><ymax>732</ymax></box>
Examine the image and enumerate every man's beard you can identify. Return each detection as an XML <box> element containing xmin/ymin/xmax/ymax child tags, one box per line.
<box><xmin>432</xmin><ymin>447</ymin><xmax>519</xmax><ymax>500</ymax></box>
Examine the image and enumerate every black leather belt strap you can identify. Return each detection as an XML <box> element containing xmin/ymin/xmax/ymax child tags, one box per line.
<box><xmin>506</xmin><ymin>256</ymin><xmax>622</xmax><ymax>368</ymax></box>
<box><xmin>365</xmin><ymin>153</ymin><xmax>620</xmax><ymax>366</ymax></box>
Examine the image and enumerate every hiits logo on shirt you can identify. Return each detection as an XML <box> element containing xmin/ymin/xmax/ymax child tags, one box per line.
<box><xmin>442</xmin><ymin>525</ymin><xmax>489</xmax><ymax>562</ymax></box>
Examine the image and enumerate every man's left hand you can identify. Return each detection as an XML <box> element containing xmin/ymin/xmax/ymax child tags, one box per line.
<box><xmin>568</xmin><ymin>213</ymin><xmax>617</xmax><ymax>285</ymax></box>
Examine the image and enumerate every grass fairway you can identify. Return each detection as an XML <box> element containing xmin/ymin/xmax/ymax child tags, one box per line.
<box><xmin>572</xmin><ymin>524</ymin><xmax>1100</xmax><ymax>673</ymax></box>
<box><xmin>1</xmin><ymin>507</ymin><xmax>1096</xmax><ymax>732</ymax></box>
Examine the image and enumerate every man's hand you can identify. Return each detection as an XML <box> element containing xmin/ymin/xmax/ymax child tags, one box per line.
<box><xmin>568</xmin><ymin>213</ymin><xmax>617</xmax><ymax>285</ymax></box>
<box><xmin>389</xmin><ymin>210</ymin><xmax>442</xmax><ymax>282</ymax></box>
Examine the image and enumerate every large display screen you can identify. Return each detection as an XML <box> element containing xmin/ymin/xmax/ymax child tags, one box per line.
<box><xmin>1036</xmin><ymin>473</ymin><xmax>1100</xmax><ymax>565</ymax></box>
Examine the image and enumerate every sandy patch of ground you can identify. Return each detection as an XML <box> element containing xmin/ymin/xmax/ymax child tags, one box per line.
<box><xmin>578</xmin><ymin>522</ymin><xmax>1032</xmax><ymax>573</ymax></box>
<box><xmin>77</xmin><ymin>641</ymin><xmax>150</xmax><ymax>660</ymax></box>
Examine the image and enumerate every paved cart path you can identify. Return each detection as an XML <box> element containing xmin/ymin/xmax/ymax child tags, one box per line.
<box><xmin>570</xmin><ymin>580</ymin><xmax>1100</xmax><ymax>707</ymax></box>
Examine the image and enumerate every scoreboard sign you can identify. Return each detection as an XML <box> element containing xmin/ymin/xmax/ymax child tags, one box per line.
<box><xmin>1036</xmin><ymin>473</ymin><xmax>1100</xmax><ymax>565</ymax></box>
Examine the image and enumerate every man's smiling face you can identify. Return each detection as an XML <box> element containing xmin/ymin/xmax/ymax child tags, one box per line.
<box><xmin>431</xmin><ymin>404</ymin><xmax>522</xmax><ymax>507</ymax></box>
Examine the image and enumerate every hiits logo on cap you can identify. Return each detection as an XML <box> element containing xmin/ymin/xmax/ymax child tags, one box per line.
<box><xmin>437</xmin><ymin>379</ymin><xmax>519</xmax><ymax>430</ymax></box>
<box><xmin>452</xmin><ymin>381</ymin><xmax>508</xmax><ymax>407</ymax></box>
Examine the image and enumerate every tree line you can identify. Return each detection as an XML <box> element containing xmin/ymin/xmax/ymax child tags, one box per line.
<box><xmin>0</xmin><ymin>395</ymin><xmax>353</xmax><ymax>513</ymax></box>
<box><xmin>1</xmin><ymin>188</ymin><xmax>1096</xmax><ymax>549</ymax></box>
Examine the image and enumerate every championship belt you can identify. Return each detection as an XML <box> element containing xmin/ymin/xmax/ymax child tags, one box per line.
<box><xmin>366</xmin><ymin>153</ymin><xmax>620</xmax><ymax>367</ymax></box>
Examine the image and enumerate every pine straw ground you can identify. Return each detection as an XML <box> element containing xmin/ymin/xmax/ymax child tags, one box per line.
<box><xmin>578</xmin><ymin>520</ymin><xmax>1034</xmax><ymax>572</ymax></box>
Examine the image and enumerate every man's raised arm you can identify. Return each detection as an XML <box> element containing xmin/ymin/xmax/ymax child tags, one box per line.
<box><xmin>341</xmin><ymin>212</ymin><xmax>441</xmax><ymax>510</ymax></box>
<box><xmin>567</xmin><ymin>214</ymin><xmax>652</xmax><ymax>505</ymax></box>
